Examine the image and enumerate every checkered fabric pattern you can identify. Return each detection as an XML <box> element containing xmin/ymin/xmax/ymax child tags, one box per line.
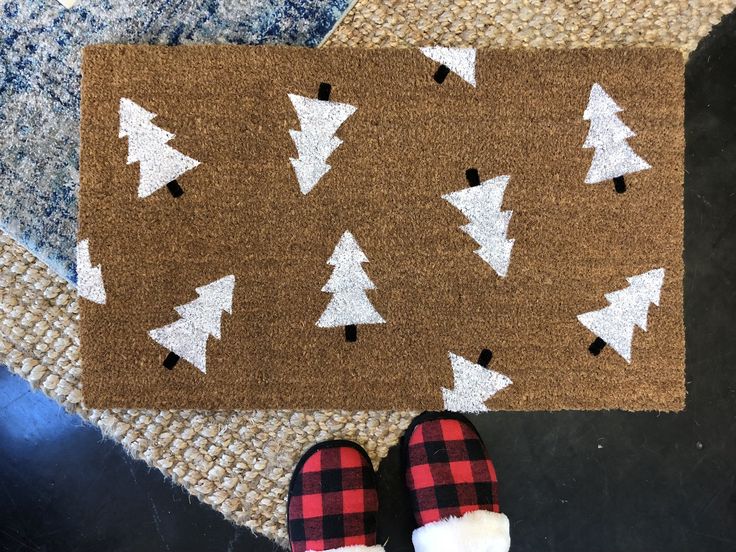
<box><xmin>404</xmin><ymin>413</ymin><xmax>500</xmax><ymax>527</ymax></box>
<box><xmin>288</xmin><ymin>441</ymin><xmax>379</xmax><ymax>552</ymax></box>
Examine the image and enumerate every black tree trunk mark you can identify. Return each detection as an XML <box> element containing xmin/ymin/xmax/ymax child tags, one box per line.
<box><xmin>163</xmin><ymin>352</ymin><xmax>180</xmax><ymax>369</ymax></box>
<box><xmin>167</xmin><ymin>180</ymin><xmax>184</xmax><ymax>198</ymax></box>
<box><xmin>477</xmin><ymin>348</ymin><xmax>493</xmax><ymax>367</ymax></box>
<box><xmin>589</xmin><ymin>337</ymin><xmax>607</xmax><ymax>356</ymax></box>
<box><xmin>466</xmin><ymin>168</ymin><xmax>481</xmax><ymax>187</ymax></box>
<box><xmin>433</xmin><ymin>64</ymin><xmax>450</xmax><ymax>84</ymax></box>
<box><xmin>613</xmin><ymin>175</ymin><xmax>626</xmax><ymax>193</ymax></box>
<box><xmin>318</xmin><ymin>82</ymin><xmax>332</xmax><ymax>101</ymax></box>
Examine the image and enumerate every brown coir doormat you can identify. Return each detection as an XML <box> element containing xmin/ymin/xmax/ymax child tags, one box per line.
<box><xmin>79</xmin><ymin>45</ymin><xmax>684</xmax><ymax>411</ymax></box>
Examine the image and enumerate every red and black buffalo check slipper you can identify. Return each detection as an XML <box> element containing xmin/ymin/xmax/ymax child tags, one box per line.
<box><xmin>402</xmin><ymin>411</ymin><xmax>511</xmax><ymax>552</ymax></box>
<box><xmin>288</xmin><ymin>440</ymin><xmax>384</xmax><ymax>552</ymax></box>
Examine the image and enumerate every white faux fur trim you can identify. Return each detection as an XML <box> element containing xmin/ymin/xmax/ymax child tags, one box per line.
<box><xmin>412</xmin><ymin>509</ymin><xmax>510</xmax><ymax>552</ymax></box>
<box><xmin>308</xmin><ymin>545</ymin><xmax>385</xmax><ymax>552</ymax></box>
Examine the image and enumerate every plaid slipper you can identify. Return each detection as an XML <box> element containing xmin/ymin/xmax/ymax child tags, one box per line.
<box><xmin>288</xmin><ymin>440</ymin><xmax>384</xmax><ymax>552</ymax></box>
<box><xmin>402</xmin><ymin>411</ymin><xmax>511</xmax><ymax>552</ymax></box>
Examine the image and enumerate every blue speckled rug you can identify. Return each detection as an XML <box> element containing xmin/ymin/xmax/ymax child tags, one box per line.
<box><xmin>0</xmin><ymin>0</ymin><xmax>352</xmax><ymax>284</ymax></box>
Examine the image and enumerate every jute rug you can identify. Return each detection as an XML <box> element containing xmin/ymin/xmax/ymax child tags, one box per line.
<box><xmin>2</xmin><ymin>0</ymin><xmax>733</xmax><ymax>545</ymax></box>
<box><xmin>80</xmin><ymin>46</ymin><xmax>684</xmax><ymax>411</ymax></box>
<box><xmin>323</xmin><ymin>0</ymin><xmax>736</xmax><ymax>53</ymax></box>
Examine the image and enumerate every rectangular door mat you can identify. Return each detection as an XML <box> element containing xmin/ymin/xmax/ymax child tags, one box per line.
<box><xmin>79</xmin><ymin>45</ymin><xmax>685</xmax><ymax>411</ymax></box>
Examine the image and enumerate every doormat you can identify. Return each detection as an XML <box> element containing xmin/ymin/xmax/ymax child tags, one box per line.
<box><xmin>79</xmin><ymin>45</ymin><xmax>685</xmax><ymax>411</ymax></box>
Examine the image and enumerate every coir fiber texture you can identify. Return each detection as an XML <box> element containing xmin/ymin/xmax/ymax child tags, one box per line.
<box><xmin>80</xmin><ymin>46</ymin><xmax>685</xmax><ymax>411</ymax></box>
<box><xmin>3</xmin><ymin>1</ymin><xmax>729</xmax><ymax>289</ymax></box>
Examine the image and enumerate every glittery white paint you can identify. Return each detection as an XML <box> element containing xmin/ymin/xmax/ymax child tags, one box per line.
<box><xmin>442</xmin><ymin>175</ymin><xmax>515</xmax><ymax>277</ymax></box>
<box><xmin>288</xmin><ymin>93</ymin><xmax>356</xmax><ymax>195</ymax></box>
<box><xmin>76</xmin><ymin>239</ymin><xmax>106</xmax><ymax>304</ymax></box>
<box><xmin>420</xmin><ymin>47</ymin><xmax>477</xmax><ymax>87</ymax></box>
<box><xmin>149</xmin><ymin>275</ymin><xmax>235</xmax><ymax>373</ymax></box>
<box><xmin>316</xmin><ymin>231</ymin><xmax>385</xmax><ymax>328</ymax></box>
<box><xmin>583</xmin><ymin>83</ymin><xmax>651</xmax><ymax>184</ymax></box>
<box><xmin>577</xmin><ymin>268</ymin><xmax>664</xmax><ymax>363</ymax></box>
<box><xmin>119</xmin><ymin>98</ymin><xmax>201</xmax><ymax>198</ymax></box>
<box><xmin>442</xmin><ymin>352</ymin><xmax>512</xmax><ymax>413</ymax></box>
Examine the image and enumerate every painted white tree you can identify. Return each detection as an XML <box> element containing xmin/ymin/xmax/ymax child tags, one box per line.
<box><xmin>420</xmin><ymin>46</ymin><xmax>477</xmax><ymax>86</ymax></box>
<box><xmin>119</xmin><ymin>98</ymin><xmax>201</xmax><ymax>198</ymax></box>
<box><xmin>76</xmin><ymin>239</ymin><xmax>106</xmax><ymax>304</ymax></box>
<box><xmin>442</xmin><ymin>351</ymin><xmax>512</xmax><ymax>413</ymax></box>
<box><xmin>149</xmin><ymin>275</ymin><xmax>235</xmax><ymax>372</ymax></box>
<box><xmin>316</xmin><ymin>231</ymin><xmax>385</xmax><ymax>342</ymax></box>
<box><xmin>583</xmin><ymin>83</ymin><xmax>651</xmax><ymax>193</ymax></box>
<box><xmin>578</xmin><ymin>268</ymin><xmax>665</xmax><ymax>363</ymax></box>
<box><xmin>288</xmin><ymin>83</ymin><xmax>357</xmax><ymax>195</ymax></box>
<box><xmin>442</xmin><ymin>171</ymin><xmax>515</xmax><ymax>277</ymax></box>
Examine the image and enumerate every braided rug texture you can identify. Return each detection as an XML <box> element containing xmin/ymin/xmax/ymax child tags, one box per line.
<box><xmin>3</xmin><ymin>1</ymin><xmax>735</xmax><ymax>546</ymax></box>
<box><xmin>0</xmin><ymin>233</ymin><xmax>414</xmax><ymax>545</ymax></box>
<box><xmin>323</xmin><ymin>0</ymin><xmax>735</xmax><ymax>53</ymax></box>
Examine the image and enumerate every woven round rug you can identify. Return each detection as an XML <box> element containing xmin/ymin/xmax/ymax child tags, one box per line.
<box><xmin>323</xmin><ymin>0</ymin><xmax>735</xmax><ymax>53</ymax></box>
<box><xmin>2</xmin><ymin>0</ymin><xmax>735</xmax><ymax>545</ymax></box>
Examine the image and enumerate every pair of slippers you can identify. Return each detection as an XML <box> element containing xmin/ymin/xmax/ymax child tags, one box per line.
<box><xmin>287</xmin><ymin>411</ymin><xmax>511</xmax><ymax>552</ymax></box>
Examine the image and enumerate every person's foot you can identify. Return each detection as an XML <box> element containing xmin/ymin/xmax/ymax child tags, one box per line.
<box><xmin>402</xmin><ymin>411</ymin><xmax>511</xmax><ymax>552</ymax></box>
<box><xmin>288</xmin><ymin>440</ymin><xmax>384</xmax><ymax>552</ymax></box>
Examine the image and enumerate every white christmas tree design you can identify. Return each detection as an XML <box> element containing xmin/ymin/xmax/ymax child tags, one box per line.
<box><xmin>316</xmin><ymin>231</ymin><xmax>385</xmax><ymax>342</ymax></box>
<box><xmin>442</xmin><ymin>350</ymin><xmax>512</xmax><ymax>413</ymax></box>
<box><xmin>76</xmin><ymin>239</ymin><xmax>106</xmax><ymax>304</ymax></box>
<box><xmin>149</xmin><ymin>275</ymin><xmax>235</xmax><ymax>373</ymax></box>
<box><xmin>578</xmin><ymin>268</ymin><xmax>665</xmax><ymax>363</ymax></box>
<box><xmin>583</xmin><ymin>83</ymin><xmax>650</xmax><ymax>193</ymax></box>
<box><xmin>420</xmin><ymin>46</ymin><xmax>477</xmax><ymax>86</ymax></box>
<box><xmin>119</xmin><ymin>98</ymin><xmax>201</xmax><ymax>198</ymax></box>
<box><xmin>442</xmin><ymin>170</ymin><xmax>515</xmax><ymax>277</ymax></box>
<box><xmin>288</xmin><ymin>83</ymin><xmax>357</xmax><ymax>195</ymax></box>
